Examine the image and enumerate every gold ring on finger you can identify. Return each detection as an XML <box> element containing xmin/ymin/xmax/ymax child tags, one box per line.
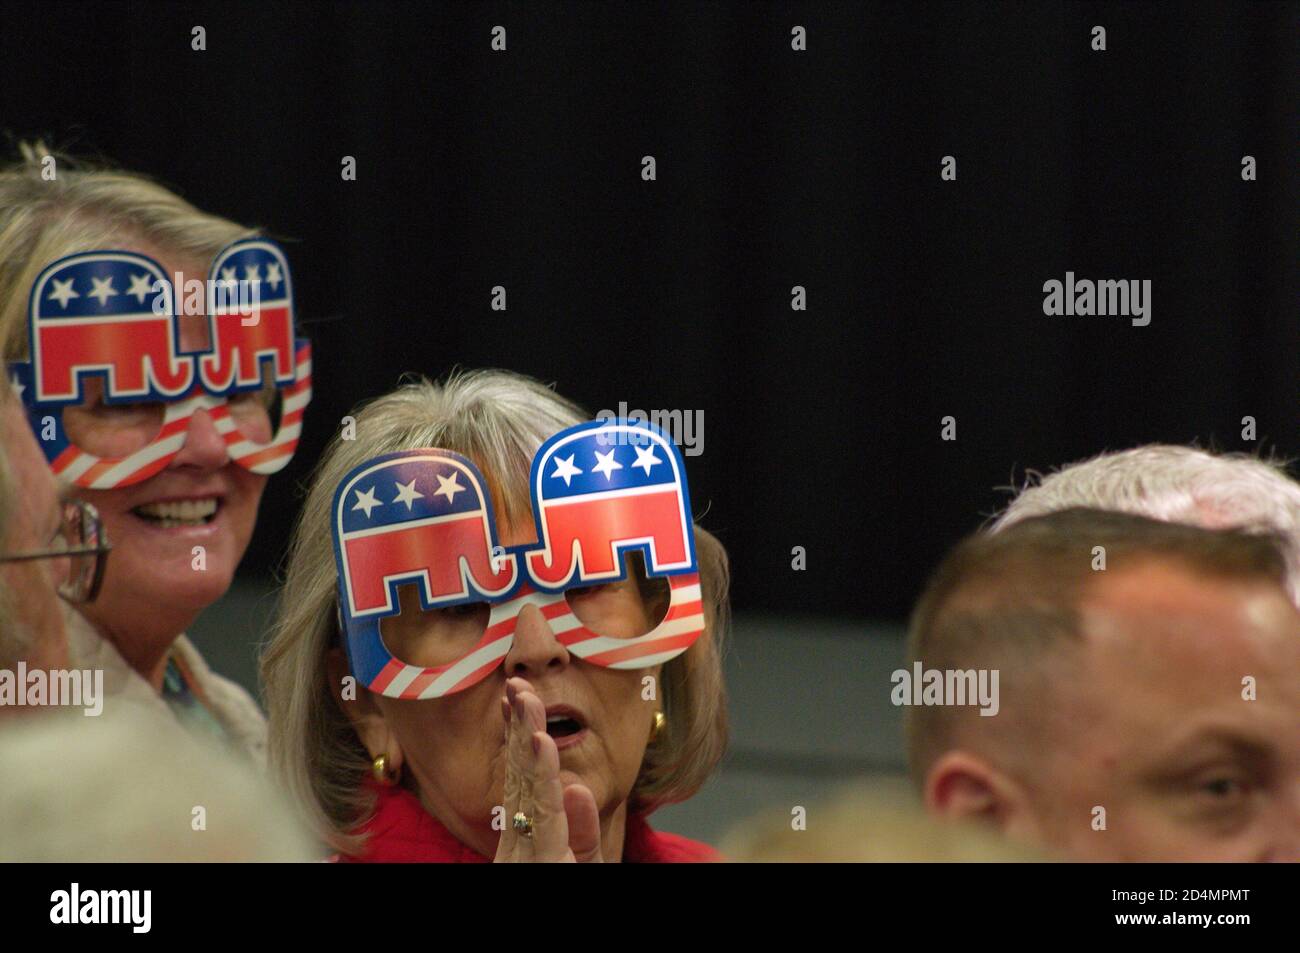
<box><xmin>512</xmin><ymin>811</ymin><xmax>534</xmax><ymax>838</ymax></box>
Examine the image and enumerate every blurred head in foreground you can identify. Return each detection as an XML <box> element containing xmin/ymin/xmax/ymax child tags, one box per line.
<box><xmin>720</xmin><ymin>778</ymin><xmax>1042</xmax><ymax>862</ymax></box>
<box><xmin>0</xmin><ymin>377</ymin><xmax>72</xmax><ymax>678</ymax></box>
<box><xmin>0</xmin><ymin>705</ymin><xmax>315</xmax><ymax>861</ymax></box>
<box><xmin>994</xmin><ymin>445</ymin><xmax>1300</xmax><ymax>605</ymax></box>
<box><xmin>906</xmin><ymin>508</ymin><xmax>1300</xmax><ymax>862</ymax></box>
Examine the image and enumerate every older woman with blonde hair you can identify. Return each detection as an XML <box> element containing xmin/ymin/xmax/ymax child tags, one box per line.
<box><xmin>0</xmin><ymin>142</ymin><xmax>311</xmax><ymax>756</ymax></box>
<box><xmin>261</xmin><ymin>370</ymin><xmax>729</xmax><ymax>861</ymax></box>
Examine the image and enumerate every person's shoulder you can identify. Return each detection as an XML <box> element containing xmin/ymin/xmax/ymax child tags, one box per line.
<box><xmin>171</xmin><ymin>634</ymin><xmax>268</xmax><ymax>765</ymax></box>
<box><xmin>627</xmin><ymin>813</ymin><xmax>722</xmax><ymax>863</ymax></box>
<box><xmin>644</xmin><ymin>829</ymin><xmax>722</xmax><ymax>863</ymax></box>
<box><xmin>347</xmin><ymin>783</ymin><xmax>490</xmax><ymax>863</ymax></box>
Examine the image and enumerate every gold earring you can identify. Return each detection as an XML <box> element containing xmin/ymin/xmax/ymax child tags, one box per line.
<box><xmin>372</xmin><ymin>753</ymin><xmax>398</xmax><ymax>786</ymax></box>
<box><xmin>649</xmin><ymin>710</ymin><xmax>666</xmax><ymax>742</ymax></box>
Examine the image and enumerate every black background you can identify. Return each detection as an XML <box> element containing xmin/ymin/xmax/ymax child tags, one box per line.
<box><xmin>3</xmin><ymin>0</ymin><xmax>1296</xmax><ymax>620</ymax></box>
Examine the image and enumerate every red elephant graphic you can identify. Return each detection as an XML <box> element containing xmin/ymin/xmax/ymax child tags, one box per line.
<box><xmin>198</xmin><ymin>241</ymin><xmax>296</xmax><ymax>393</ymax></box>
<box><xmin>337</xmin><ymin>453</ymin><xmax>519</xmax><ymax>617</ymax></box>
<box><xmin>524</xmin><ymin>421</ymin><xmax>695</xmax><ymax>589</ymax></box>
<box><xmin>30</xmin><ymin>252</ymin><xmax>193</xmax><ymax>402</ymax></box>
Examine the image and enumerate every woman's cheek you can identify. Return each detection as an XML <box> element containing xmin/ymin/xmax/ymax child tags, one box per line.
<box><xmin>77</xmin><ymin>489</ymin><xmax>132</xmax><ymax>541</ymax></box>
<box><xmin>487</xmin><ymin>732</ymin><xmax>509</xmax><ymax>801</ymax></box>
<box><xmin>405</xmin><ymin>695</ymin><xmax>505</xmax><ymax>795</ymax></box>
<box><xmin>230</xmin><ymin>473</ymin><xmax>269</xmax><ymax>540</ymax></box>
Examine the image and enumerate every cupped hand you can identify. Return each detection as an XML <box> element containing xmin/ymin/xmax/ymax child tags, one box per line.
<box><xmin>493</xmin><ymin>677</ymin><xmax>603</xmax><ymax>862</ymax></box>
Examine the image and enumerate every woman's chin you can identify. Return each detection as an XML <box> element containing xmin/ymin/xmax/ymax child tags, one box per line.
<box><xmin>110</xmin><ymin>565</ymin><xmax>235</xmax><ymax>618</ymax></box>
<box><xmin>105</xmin><ymin>514</ymin><xmax>247</xmax><ymax>609</ymax></box>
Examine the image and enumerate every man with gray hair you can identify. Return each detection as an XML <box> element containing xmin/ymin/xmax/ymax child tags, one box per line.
<box><xmin>993</xmin><ymin>445</ymin><xmax>1300</xmax><ymax>604</ymax></box>
<box><xmin>908</xmin><ymin>507</ymin><xmax>1300</xmax><ymax>861</ymax></box>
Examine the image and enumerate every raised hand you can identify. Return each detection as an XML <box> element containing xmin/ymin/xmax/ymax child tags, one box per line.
<box><xmin>493</xmin><ymin>677</ymin><xmax>604</xmax><ymax>863</ymax></box>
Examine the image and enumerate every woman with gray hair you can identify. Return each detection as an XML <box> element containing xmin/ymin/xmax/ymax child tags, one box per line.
<box><xmin>261</xmin><ymin>370</ymin><xmax>730</xmax><ymax>861</ymax></box>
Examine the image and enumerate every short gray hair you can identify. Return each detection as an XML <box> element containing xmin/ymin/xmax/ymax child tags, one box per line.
<box><xmin>993</xmin><ymin>445</ymin><xmax>1300</xmax><ymax>605</ymax></box>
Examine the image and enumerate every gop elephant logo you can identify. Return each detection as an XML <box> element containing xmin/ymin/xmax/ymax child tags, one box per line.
<box><xmin>333</xmin><ymin>451</ymin><xmax>520</xmax><ymax>620</ymax></box>
<box><xmin>29</xmin><ymin>251</ymin><xmax>193</xmax><ymax>403</ymax></box>
<box><xmin>524</xmin><ymin>419</ymin><xmax>695</xmax><ymax>589</ymax></box>
<box><xmin>199</xmin><ymin>240</ymin><xmax>297</xmax><ymax>394</ymax></box>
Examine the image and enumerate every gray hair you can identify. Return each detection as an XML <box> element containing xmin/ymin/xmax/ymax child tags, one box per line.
<box><xmin>993</xmin><ymin>445</ymin><xmax>1300</xmax><ymax>605</ymax></box>
<box><xmin>260</xmin><ymin>369</ymin><xmax>730</xmax><ymax>853</ymax></box>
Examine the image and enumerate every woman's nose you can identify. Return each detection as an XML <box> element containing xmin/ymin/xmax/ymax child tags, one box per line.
<box><xmin>171</xmin><ymin>408</ymin><xmax>230</xmax><ymax>470</ymax></box>
<box><xmin>504</xmin><ymin>602</ymin><xmax>571</xmax><ymax>677</ymax></box>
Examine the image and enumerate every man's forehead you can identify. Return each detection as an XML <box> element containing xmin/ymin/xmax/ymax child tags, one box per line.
<box><xmin>1042</xmin><ymin>564</ymin><xmax>1300</xmax><ymax>774</ymax></box>
<box><xmin>1078</xmin><ymin>560</ymin><xmax>1300</xmax><ymax>684</ymax></box>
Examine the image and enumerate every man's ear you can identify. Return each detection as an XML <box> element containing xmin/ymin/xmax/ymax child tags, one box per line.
<box><xmin>922</xmin><ymin>750</ymin><xmax>1043</xmax><ymax>845</ymax></box>
<box><xmin>325</xmin><ymin>647</ymin><xmax>403</xmax><ymax>774</ymax></box>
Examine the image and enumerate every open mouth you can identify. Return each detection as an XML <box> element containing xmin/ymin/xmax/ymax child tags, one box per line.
<box><xmin>130</xmin><ymin>498</ymin><xmax>221</xmax><ymax>529</ymax></box>
<box><xmin>544</xmin><ymin>707</ymin><xmax>586</xmax><ymax>739</ymax></box>
<box><xmin>545</xmin><ymin>716</ymin><xmax>582</xmax><ymax>738</ymax></box>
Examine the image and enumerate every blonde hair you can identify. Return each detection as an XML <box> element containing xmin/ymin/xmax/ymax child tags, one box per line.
<box><xmin>0</xmin><ymin>140</ymin><xmax>256</xmax><ymax>361</ymax></box>
<box><xmin>261</xmin><ymin>370</ymin><xmax>730</xmax><ymax>853</ymax></box>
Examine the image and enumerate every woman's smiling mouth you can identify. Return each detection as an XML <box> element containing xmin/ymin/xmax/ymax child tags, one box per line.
<box><xmin>130</xmin><ymin>497</ymin><xmax>222</xmax><ymax>528</ymax></box>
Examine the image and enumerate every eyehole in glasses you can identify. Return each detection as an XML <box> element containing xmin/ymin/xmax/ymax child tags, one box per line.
<box><xmin>0</xmin><ymin>500</ymin><xmax>111</xmax><ymax>604</ymax></box>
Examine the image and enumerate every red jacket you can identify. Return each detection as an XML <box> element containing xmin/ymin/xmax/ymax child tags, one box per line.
<box><xmin>338</xmin><ymin>782</ymin><xmax>719</xmax><ymax>863</ymax></box>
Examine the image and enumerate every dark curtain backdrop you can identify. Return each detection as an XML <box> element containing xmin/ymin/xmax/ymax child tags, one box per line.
<box><xmin>3</xmin><ymin>1</ymin><xmax>1296</xmax><ymax>619</ymax></box>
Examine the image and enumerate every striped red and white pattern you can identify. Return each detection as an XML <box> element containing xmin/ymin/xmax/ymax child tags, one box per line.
<box><xmin>52</xmin><ymin>343</ymin><xmax>311</xmax><ymax>489</ymax></box>
<box><xmin>366</xmin><ymin>571</ymin><xmax>705</xmax><ymax>700</ymax></box>
<box><xmin>228</xmin><ymin>343</ymin><xmax>311</xmax><ymax>474</ymax></box>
